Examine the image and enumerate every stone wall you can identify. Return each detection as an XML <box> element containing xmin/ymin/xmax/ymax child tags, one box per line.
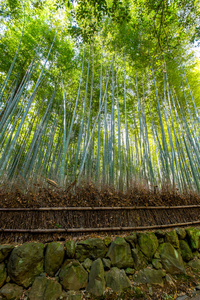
<box><xmin>0</xmin><ymin>227</ymin><xmax>200</xmax><ymax>299</ymax></box>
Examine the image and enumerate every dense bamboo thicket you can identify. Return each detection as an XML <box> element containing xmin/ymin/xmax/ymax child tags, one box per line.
<box><xmin>0</xmin><ymin>34</ymin><xmax>199</xmax><ymax>194</ymax></box>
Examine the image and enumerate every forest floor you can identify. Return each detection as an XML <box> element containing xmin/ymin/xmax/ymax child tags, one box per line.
<box><xmin>1</xmin><ymin>180</ymin><xmax>200</xmax><ymax>208</ymax></box>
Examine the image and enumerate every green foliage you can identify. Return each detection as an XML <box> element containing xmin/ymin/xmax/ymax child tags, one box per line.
<box><xmin>0</xmin><ymin>0</ymin><xmax>200</xmax><ymax>192</ymax></box>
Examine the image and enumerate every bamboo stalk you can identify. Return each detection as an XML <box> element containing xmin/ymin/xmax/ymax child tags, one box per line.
<box><xmin>0</xmin><ymin>205</ymin><xmax>200</xmax><ymax>211</ymax></box>
<box><xmin>1</xmin><ymin>219</ymin><xmax>200</xmax><ymax>233</ymax></box>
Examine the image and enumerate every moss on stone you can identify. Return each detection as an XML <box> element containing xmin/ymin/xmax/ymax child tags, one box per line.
<box><xmin>86</xmin><ymin>258</ymin><xmax>105</xmax><ymax>297</ymax></box>
<box><xmin>165</xmin><ymin>230</ymin><xmax>179</xmax><ymax>249</ymax></box>
<box><xmin>159</xmin><ymin>243</ymin><xmax>185</xmax><ymax>275</ymax></box>
<box><xmin>0</xmin><ymin>263</ymin><xmax>6</xmax><ymax>288</ymax></box>
<box><xmin>59</xmin><ymin>260</ymin><xmax>88</xmax><ymax>291</ymax></box>
<box><xmin>0</xmin><ymin>246</ymin><xmax>14</xmax><ymax>263</ymax></box>
<box><xmin>45</xmin><ymin>242</ymin><xmax>65</xmax><ymax>276</ymax></box>
<box><xmin>8</xmin><ymin>243</ymin><xmax>44</xmax><ymax>288</ymax></box>
<box><xmin>65</xmin><ymin>241</ymin><xmax>75</xmax><ymax>259</ymax></box>
<box><xmin>186</xmin><ymin>228</ymin><xmax>200</xmax><ymax>250</ymax></box>
<box><xmin>105</xmin><ymin>267</ymin><xmax>131</xmax><ymax>293</ymax></box>
<box><xmin>106</xmin><ymin>237</ymin><xmax>134</xmax><ymax>269</ymax></box>
<box><xmin>138</xmin><ymin>233</ymin><xmax>158</xmax><ymax>261</ymax></box>
<box><xmin>76</xmin><ymin>238</ymin><xmax>107</xmax><ymax>262</ymax></box>
<box><xmin>179</xmin><ymin>240</ymin><xmax>193</xmax><ymax>262</ymax></box>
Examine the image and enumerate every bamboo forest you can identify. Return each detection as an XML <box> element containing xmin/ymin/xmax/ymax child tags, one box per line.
<box><xmin>0</xmin><ymin>0</ymin><xmax>200</xmax><ymax>195</ymax></box>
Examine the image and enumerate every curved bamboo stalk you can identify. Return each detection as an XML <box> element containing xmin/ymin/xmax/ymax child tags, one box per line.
<box><xmin>0</xmin><ymin>205</ymin><xmax>200</xmax><ymax>211</ymax></box>
<box><xmin>1</xmin><ymin>219</ymin><xmax>200</xmax><ymax>233</ymax></box>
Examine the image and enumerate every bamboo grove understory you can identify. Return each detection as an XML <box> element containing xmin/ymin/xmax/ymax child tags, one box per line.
<box><xmin>0</xmin><ymin>34</ymin><xmax>200</xmax><ymax>193</ymax></box>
